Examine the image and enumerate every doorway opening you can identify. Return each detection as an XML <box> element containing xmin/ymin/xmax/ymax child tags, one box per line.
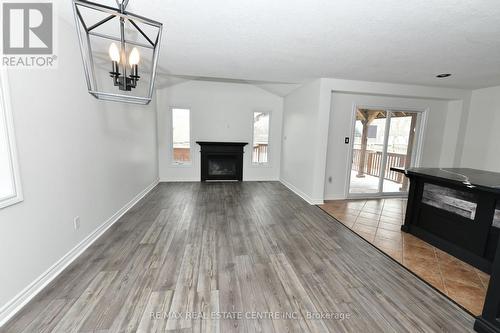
<box><xmin>348</xmin><ymin>107</ymin><xmax>424</xmax><ymax>197</ymax></box>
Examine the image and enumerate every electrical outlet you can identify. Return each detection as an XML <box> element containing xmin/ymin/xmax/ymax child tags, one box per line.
<box><xmin>73</xmin><ymin>216</ymin><xmax>81</xmax><ymax>230</ymax></box>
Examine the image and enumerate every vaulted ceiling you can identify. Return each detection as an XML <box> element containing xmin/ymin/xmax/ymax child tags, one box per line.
<box><xmin>66</xmin><ymin>0</ymin><xmax>500</xmax><ymax>90</ymax></box>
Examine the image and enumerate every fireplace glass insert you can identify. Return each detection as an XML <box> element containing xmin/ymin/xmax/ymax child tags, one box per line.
<box><xmin>208</xmin><ymin>157</ymin><xmax>237</xmax><ymax>176</ymax></box>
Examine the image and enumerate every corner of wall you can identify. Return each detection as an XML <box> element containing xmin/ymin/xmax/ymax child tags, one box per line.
<box><xmin>312</xmin><ymin>79</ymin><xmax>332</xmax><ymax>201</ymax></box>
<box><xmin>280</xmin><ymin>178</ymin><xmax>324</xmax><ymax>205</ymax></box>
<box><xmin>153</xmin><ymin>90</ymin><xmax>160</xmax><ymax>180</ymax></box>
<box><xmin>454</xmin><ymin>91</ymin><xmax>472</xmax><ymax>167</ymax></box>
<box><xmin>280</xmin><ymin>78</ymin><xmax>330</xmax><ymax>204</ymax></box>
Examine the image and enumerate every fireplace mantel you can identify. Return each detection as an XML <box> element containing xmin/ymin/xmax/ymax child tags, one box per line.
<box><xmin>196</xmin><ymin>142</ymin><xmax>248</xmax><ymax>181</ymax></box>
<box><xmin>196</xmin><ymin>141</ymin><xmax>248</xmax><ymax>147</ymax></box>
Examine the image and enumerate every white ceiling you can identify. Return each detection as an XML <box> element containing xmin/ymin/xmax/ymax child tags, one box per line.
<box><xmin>68</xmin><ymin>0</ymin><xmax>500</xmax><ymax>90</ymax></box>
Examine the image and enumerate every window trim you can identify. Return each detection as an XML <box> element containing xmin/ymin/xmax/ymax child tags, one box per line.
<box><xmin>251</xmin><ymin>110</ymin><xmax>271</xmax><ymax>167</ymax></box>
<box><xmin>170</xmin><ymin>106</ymin><xmax>192</xmax><ymax>166</ymax></box>
<box><xmin>0</xmin><ymin>69</ymin><xmax>23</xmax><ymax>209</ymax></box>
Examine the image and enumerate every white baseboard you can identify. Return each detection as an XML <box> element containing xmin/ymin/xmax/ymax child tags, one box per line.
<box><xmin>324</xmin><ymin>195</ymin><xmax>347</xmax><ymax>201</ymax></box>
<box><xmin>160</xmin><ymin>178</ymin><xmax>280</xmax><ymax>182</ymax></box>
<box><xmin>0</xmin><ymin>179</ymin><xmax>159</xmax><ymax>327</ymax></box>
<box><xmin>159</xmin><ymin>178</ymin><xmax>199</xmax><ymax>182</ymax></box>
<box><xmin>279</xmin><ymin>178</ymin><xmax>324</xmax><ymax>205</ymax></box>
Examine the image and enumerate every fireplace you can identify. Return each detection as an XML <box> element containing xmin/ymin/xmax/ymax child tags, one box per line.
<box><xmin>196</xmin><ymin>142</ymin><xmax>248</xmax><ymax>181</ymax></box>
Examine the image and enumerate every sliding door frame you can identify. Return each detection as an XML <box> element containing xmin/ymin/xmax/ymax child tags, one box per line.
<box><xmin>345</xmin><ymin>104</ymin><xmax>428</xmax><ymax>199</ymax></box>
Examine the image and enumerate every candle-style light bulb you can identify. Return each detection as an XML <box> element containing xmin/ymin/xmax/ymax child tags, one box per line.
<box><xmin>129</xmin><ymin>47</ymin><xmax>140</xmax><ymax>66</ymax></box>
<box><xmin>109</xmin><ymin>43</ymin><xmax>120</xmax><ymax>63</ymax></box>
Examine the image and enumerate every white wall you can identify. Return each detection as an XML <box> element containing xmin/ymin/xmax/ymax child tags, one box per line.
<box><xmin>461</xmin><ymin>85</ymin><xmax>500</xmax><ymax>172</ymax></box>
<box><xmin>324</xmin><ymin>93</ymin><xmax>461</xmax><ymax>199</ymax></box>
<box><xmin>280</xmin><ymin>79</ymin><xmax>330</xmax><ymax>204</ymax></box>
<box><xmin>281</xmin><ymin>78</ymin><xmax>469</xmax><ymax>203</ymax></box>
<box><xmin>157</xmin><ymin>80</ymin><xmax>283</xmax><ymax>181</ymax></box>
<box><xmin>0</xmin><ymin>17</ymin><xmax>158</xmax><ymax>322</ymax></box>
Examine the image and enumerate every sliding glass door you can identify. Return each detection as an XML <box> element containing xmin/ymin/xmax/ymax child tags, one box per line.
<box><xmin>348</xmin><ymin>108</ymin><xmax>423</xmax><ymax>197</ymax></box>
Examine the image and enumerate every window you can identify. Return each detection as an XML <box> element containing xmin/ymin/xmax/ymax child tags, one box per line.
<box><xmin>252</xmin><ymin>111</ymin><xmax>270</xmax><ymax>164</ymax></box>
<box><xmin>0</xmin><ymin>70</ymin><xmax>23</xmax><ymax>209</ymax></box>
<box><xmin>172</xmin><ymin>108</ymin><xmax>191</xmax><ymax>164</ymax></box>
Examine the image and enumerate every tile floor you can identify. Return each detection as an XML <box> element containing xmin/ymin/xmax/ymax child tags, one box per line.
<box><xmin>320</xmin><ymin>198</ymin><xmax>490</xmax><ymax>316</ymax></box>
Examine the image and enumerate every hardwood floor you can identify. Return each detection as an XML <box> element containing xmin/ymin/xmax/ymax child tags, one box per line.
<box><xmin>1</xmin><ymin>182</ymin><xmax>475</xmax><ymax>332</ymax></box>
<box><xmin>320</xmin><ymin>198</ymin><xmax>490</xmax><ymax>316</ymax></box>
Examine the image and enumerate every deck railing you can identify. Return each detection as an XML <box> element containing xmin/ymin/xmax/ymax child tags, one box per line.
<box><xmin>173</xmin><ymin>147</ymin><xmax>191</xmax><ymax>162</ymax></box>
<box><xmin>352</xmin><ymin>149</ymin><xmax>406</xmax><ymax>183</ymax></box>
<box><xmin>173</xmin><ymin>146</ymin><xmax>269</xmax><ymax>164</ymax></box>
<box><xmin>252</xmin><ymin>144</ymin><xmax>268</xmax><ymax>163</ymax></box>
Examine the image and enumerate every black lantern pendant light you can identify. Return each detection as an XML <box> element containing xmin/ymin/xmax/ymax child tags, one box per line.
<box><xmin>72</xmin><ymin>0</ymin><xmax>163</xmax><ymax>104</ymax></box>
<box><xmin>108</xmin><ymin>42</ymin><xmax>140</xmax><ymax>91</ymax></box>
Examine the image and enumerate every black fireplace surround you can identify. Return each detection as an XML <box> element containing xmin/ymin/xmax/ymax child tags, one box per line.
<box><xmin>196</xmin><ymin>142</ymin><xmax>248</xmax><ymax>181</ymax></box>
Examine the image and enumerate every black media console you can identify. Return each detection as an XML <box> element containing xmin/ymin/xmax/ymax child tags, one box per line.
<box><xmin>395</xmin><ymin>167</ymin><xmax>500</xmax><ymax>333</ymax></box>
